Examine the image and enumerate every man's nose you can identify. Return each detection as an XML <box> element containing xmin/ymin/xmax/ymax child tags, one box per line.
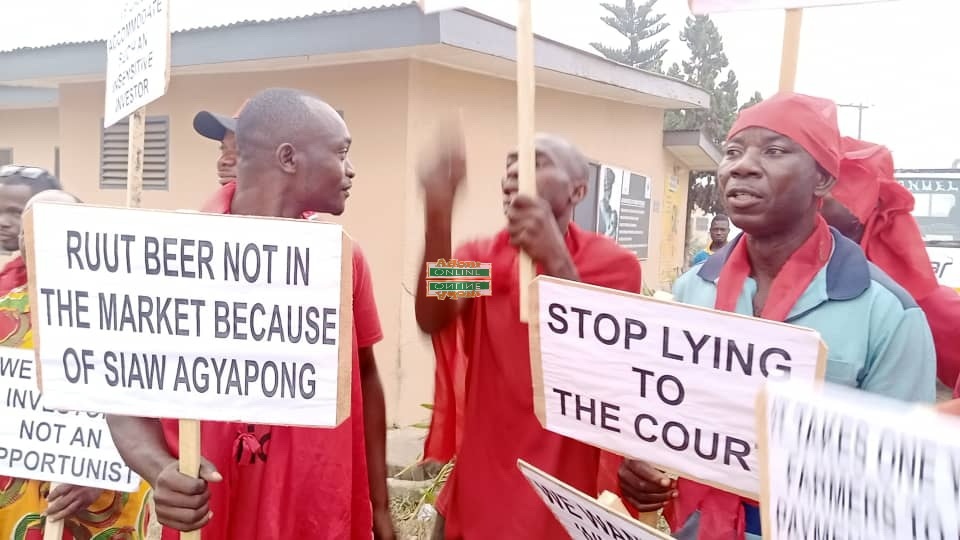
<box><xmin>345</xmin><ymin>158</ymin><xmax>356</xmax><ymax>179</ymax></box>
<box><xmin>729</xmin><ymin>148</ymin><xmax>763</xmax><ymax>178</ymax></box>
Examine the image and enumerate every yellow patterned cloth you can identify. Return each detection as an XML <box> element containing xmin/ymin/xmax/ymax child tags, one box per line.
<box><xmin>0</xmin><ymin>286</ymin><xmax>157</xmax><ymax>539</ymax></box>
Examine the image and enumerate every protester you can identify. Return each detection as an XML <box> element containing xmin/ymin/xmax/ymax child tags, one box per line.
<box><xmin>691</xmin><ymin>214</ymin><xmax>730</xmax><ymax>265</ymax></box>
<box><xmin>416</xmin><ymin>125</ymin><xmax>642</xmax><ymax>539</ymax></box>
<box><xmin>821</xmin><ymin>136</ymin><xmax>960</xmax><ymax>392</ymax></box>
<box><xmin>106</xmin><ymin>88</ymin><xmax>394</xmax><ymax>540</ymax></box>
<box><xmin>616</xmin><ymin>93</ymin><xmax>936</xmax><ymax>540</ymax></box>
<box><xmin>0</xmin><ymin>165</ymin><xmax>60</xmax><ymax>295</ymax></box>
<box><xmin>192</xmin><ymin>103</ymin><xmax>244</xmax><ymax>185</ymax></box>
<box><xmin>0</xmin><ymin>189</ymin><xmax>157</xmax><ymax>539</ymax></box>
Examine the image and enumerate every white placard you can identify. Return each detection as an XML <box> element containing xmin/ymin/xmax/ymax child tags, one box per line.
<box><xmin>24</xmin><ymin>202</ymin><xmax>352</xmax><ymax>428</ymax></box>
<box><xmin>0</xmin><ymin>346</ymin><xmax>140</xmax><ymax>492</ymax></box>
<box><xmin>530</xmin><ymin>276</ymin><xmax>825</xmax><ymax>498</ymax></box>
<box><xmin>689</xmin><ymin>0</ymin><xmax>896</xmax><ymax>13</ymax></box>
<box><xmin>760</xmin><ymin>381</ymin><xmax>960</xmax><ymax>539</ymax></box>
<box><xmin>518</xmin><ymin>460</ymin><xmax>674</xmax><ymax>540</ymax></box>
<box><xmin>927</xmin><ymin>246</ymin><xmax>960</xmax><ymax>290</ymax></box>
<box><xmin>104</xmin><ymin>0</ymin><xmax>171</xmax><ymax>128</ymax></box>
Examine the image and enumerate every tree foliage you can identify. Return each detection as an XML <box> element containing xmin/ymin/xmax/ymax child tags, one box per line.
<box><xmin>590</xmin><ymin>0</ymin><xmax>670</xmax><ymax>72</ymax></box>
<box><xmin>664</xmin><ymin>16</ymin><xmax>763</xmax><ymax>215</ymax></box>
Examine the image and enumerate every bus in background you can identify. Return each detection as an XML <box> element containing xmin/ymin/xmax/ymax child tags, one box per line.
<box><xmin>896</xmin><ymin>168</ymin><xmax>960</xmax><ymax>292</ymax></box>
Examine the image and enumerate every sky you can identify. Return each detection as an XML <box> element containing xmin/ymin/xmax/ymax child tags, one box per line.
<box><xmin>1</xmin><ymin>0</ymin><xmax>957</xmax><ymax>168</ymax></box>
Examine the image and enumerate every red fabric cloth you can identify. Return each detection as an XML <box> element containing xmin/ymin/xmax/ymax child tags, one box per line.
<box><xmin>729</xmin><ymin>92</ymin><xmax>841</xmax><ymax>178</ymax></box>
<box><xmin>159</xmin><ymin>181</ymin><xmax>381</xmax><ymax>540</ymax></box>
<box><xmin>831</xmin><ymin>137</ymin><xmax>960</xmax><ymax>387</ymax></box>
<box><xmin>666</xmin><ymin>218</ymin><xmax>833</xmax><ymax>540</ymax></box>
<box><xmin>424</xmin><ymin>224</ymin><xmax>642</xmax><ymax>539</ymax></box>
<box><xmin>0</xmin><ymin>256</ymin><xmax>27</xmax><ymax>296</ymax></box>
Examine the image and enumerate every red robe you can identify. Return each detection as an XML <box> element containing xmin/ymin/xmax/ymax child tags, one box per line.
<box><xmin>0</xmin><ymin>256</ymin><xmax>27</xmax><ymax>296</ymax></box>
<box><xmin>159</xmin><ymin>182</ymin><xmax>382</xmax><ymax>539</ymax></box>
<box><xmin>424</xmin><ymin>223</ymin><xmax>642</xmax><ymax>539</ymax></box>
<box><xmin>832</xmin><ymin>137</ymin><xmax>960</xmax><ymax>390</ymax></box>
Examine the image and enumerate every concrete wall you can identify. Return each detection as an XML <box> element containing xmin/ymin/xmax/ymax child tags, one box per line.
<box><xmin>0</xmin><ymin>108</ymin><xmax>59</xmax><ymax>172</ymax></box>
<box><xmin>10</xmin><ymin>59</ymin><xmax>688</xmax><ymax>427</ymax></box>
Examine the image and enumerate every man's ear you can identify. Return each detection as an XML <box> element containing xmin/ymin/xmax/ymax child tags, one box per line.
<box><xmin>814</xmin><ymin>172</ymin><xmax>836</xmax><ymax>198</ymax></box>
<box><xmin>276</xmin><ymin>143</ymin><xmax>297</xmax><ymax>174</ymax></box>
<box><xmin>570</xmin><ymin>182</ymin><xmax>587</xmax><ymax>206</ymax></box>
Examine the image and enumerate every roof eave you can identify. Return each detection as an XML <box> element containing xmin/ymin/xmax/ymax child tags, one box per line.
<box><xmin>0</xmin><ymin>5</ymin><xmax>708</xmax><ymax>110</ymax></box>
<box><xmin>663</xmin><ymin>129</ymin><xmax>722</xmax><ymax>171</ymax></box>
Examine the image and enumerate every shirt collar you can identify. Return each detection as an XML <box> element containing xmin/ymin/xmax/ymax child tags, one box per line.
<box><xmin>697</xmin><ymin>228</ymin><xmax>871</xmax><ymax>306</ymax></box>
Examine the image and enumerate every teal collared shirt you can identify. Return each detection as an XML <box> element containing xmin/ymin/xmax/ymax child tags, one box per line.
<box><xmin>671</xmin><ymin>229</ymin><xmax>936</xmax><ymax>540</ymax></box>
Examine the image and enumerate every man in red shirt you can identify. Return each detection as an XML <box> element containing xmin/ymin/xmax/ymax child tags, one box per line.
<box><xmin>192</xmin><ymin>103</ymin><xmax>243</xmax><ymax>186</ymax></box>
<box><xmin>106</xmin><ymin>87</ymin><xmax>394</xmax><ymax>540</ymax></box>
<box><xmin>416</xmin><ymin>124</ymin><xmax>642</xmax><ymax>539</ymax></box>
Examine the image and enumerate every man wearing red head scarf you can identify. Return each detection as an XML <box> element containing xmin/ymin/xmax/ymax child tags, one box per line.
<box><xmin>616</xmin><ymin>93</ymin><xmax>935</xmax><ymax>540</ymax></box>
<box><xmin>415</xmin><ymin>124</ymin><xmax>641</xmax><ymax>539</ymax></box>
<box><xmin>822</xmin><ymin>137</ymin><xmax>960</xmax><ymax>392</ymax></box>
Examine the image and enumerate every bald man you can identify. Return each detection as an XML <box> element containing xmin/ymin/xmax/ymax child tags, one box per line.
<box><xmin>416</xmin><ymin>129</ymin><xmax>642</xmax><ymax>539</ymax></box>
<box><xmin>106</xmin><ymin>88</ymin><xmax>394</xmax><ymax>540</ymax></box>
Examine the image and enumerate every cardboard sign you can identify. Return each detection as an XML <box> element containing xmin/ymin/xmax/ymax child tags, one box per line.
<box><xmin>104</xmin><ymin>0</ymin><xmax>171</xmax><ymax>128</ymax></box>
<box><xmin>23</xmin><ymin>202</ymin><xmax>353</xmax><ymax>428</ymax></box>
<box><xmin>518</xmin><ymin>459</ymin><xmax>674</xmax><ymax>540</ymax></box>
<box><xmin>688</xmin><ymin>0</ymin><xmax>896</xmax><ymax>13</ymax></box>
<box><xmin>758</xmin><ymin>381</ymin><xmax>960</xmax><ymax>539</ymax></box>
<box><xmin>0</xmin><ymin>346</ymin><xmax>140</xmax><ymax>492</ymax></box>
<box><xmin>529</xmin><ymin>276</ymin><xmax>826</xmax><ymax>498</ymax></box>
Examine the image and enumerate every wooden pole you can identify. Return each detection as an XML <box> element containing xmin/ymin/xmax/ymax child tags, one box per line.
<box><xmin>43</xmin><ymin>486</ymin><xmax>64</xmax><ymax>539</ymax></box>
<box><xmin>779</xmin><ymin>8</ymin><xmax>804</xmax><ymax>92</ymax></box>
<box><xmin>516</xmin><ymin>0</ymin><xmax>536</xmax><ymax>323</ymax></box>
<box><xmin>178</xmin><ymin>419</ymin><xmax>202</xmax><ymax>540</ymax></box>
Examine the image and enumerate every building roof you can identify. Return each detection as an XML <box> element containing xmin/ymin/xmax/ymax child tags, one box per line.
<box><xmin>663</xmin><ymin>129</ymin><xmax>723</xmax><ymax>170</ymax></box>
<box><xmin>0</xmin><ymin>3</ymin><xmax>709</xmax><ymax>111</ymax></box>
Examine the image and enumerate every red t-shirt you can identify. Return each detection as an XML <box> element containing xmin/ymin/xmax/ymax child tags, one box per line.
<box><xmin>159</xmin><ymin>183</ymin><xmax>382</xmax><ymax>539</ymax></box>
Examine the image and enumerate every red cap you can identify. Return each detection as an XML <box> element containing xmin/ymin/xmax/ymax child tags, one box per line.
<box><xmin>728</xmin><ymin>92</ymin><xmax>841</xmax><ymax>179</ymax></box>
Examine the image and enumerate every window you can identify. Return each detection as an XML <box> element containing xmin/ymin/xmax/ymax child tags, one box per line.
<box><xmin>100</xmin><ymin>116</ymin><xmax>170</xmax><ymax>190</ymax></box>
<box><xmin>0</xmin><ymin>148</ymin><xmax>12</xmax><ymax>166</ymax></box>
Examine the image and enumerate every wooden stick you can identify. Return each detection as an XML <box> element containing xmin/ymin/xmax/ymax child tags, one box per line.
<box><xmin>178</xmin><ymin>419</ymin><xmax>202</xmax><ymax>540</ymax></box>
<box><xmin>516</xmin><ymin>0</ymin><xmax>536</xmax><ymax>322</ymax></box>
<box><xmin>43</xmin><ymin>484</ymin><xmax>64</xmax><ymax>539</ymax></box>
<box><xmin>779</xmin><ymin>8</ymin><xmax>804</xmax><ymax>92</ymax></box>
<box><xmin>126</xmin><ymin>107</ymin><xmax>147</xmax><ymax>209</ymax></box>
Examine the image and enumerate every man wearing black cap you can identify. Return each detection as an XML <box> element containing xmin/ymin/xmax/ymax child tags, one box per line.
<box><xmin>193</xmin><ymin>102</ymin><xmax>245</xmax><ymax>186</ymax></box>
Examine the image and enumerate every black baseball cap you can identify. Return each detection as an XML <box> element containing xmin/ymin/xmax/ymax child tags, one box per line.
<box><xmin>193</xmin><ymin>110</ymin><xmax>237</xmax><ymax>142</ymax></box>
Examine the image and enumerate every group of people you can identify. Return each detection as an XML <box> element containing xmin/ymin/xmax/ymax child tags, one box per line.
<box><xmin>0</xmin><ymin>87</ymin><xmax>957</xmax><ymax>540</ymax></box>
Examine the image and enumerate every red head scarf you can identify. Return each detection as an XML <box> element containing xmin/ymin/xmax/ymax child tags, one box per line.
<box><xmin>830</xmin><ymin>136</ymin><xmax>939</xmax><ymax>300</ymax></box>
<box><xmin>729</xmin><ymin>92</ymin><xmax>841</xmax><ymax>178</ymax></box>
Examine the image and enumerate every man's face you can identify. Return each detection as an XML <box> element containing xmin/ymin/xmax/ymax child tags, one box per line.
<box><xmin>217</xmin><ymin>130</ymin><xmax>238</xmax><ymax>185</ymax></box>
<box><xmin>295</xmin><ymin>104</ymin><xmax>354</xmax><ymax>216</ymax></box>
<box><xmin>709</xmin><ymin>221</ymin><xmax>729</xmax><ymax>243</ymax></box>
<box><xmin>501</xmin><ymin>139</ymin><xmax>585</xmax><ymax>218</ymax></box>
<box><xmin>0</xmin><ymin>184</ymin><xmax>33</xmax><ymax>251</ymax></box>
<box><xmin>718</xmin><ymin>127</ymin><xmax>833</xmax><ymax>237</ymax></box>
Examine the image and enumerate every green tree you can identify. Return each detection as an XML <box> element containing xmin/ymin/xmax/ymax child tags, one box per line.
<box><xmin>664</xmin><ymin>15</ymin><xmax>762</xmax><ymax>215</ymax></box>
<box><xmin>590</xmin><ymin>0</ymin><xmax>670</xmax><ymax>72</ymax></box>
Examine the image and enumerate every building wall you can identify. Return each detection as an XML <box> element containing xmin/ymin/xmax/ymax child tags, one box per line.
<box><xmin>31</xmin><ymin>59</ymin><xmax>691</xmax><ymax>428</ymax></box>
<box><xmin>0</xmin><ymin>108</ymin><xmax>59</xmax><ymax>173</ymax></box>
